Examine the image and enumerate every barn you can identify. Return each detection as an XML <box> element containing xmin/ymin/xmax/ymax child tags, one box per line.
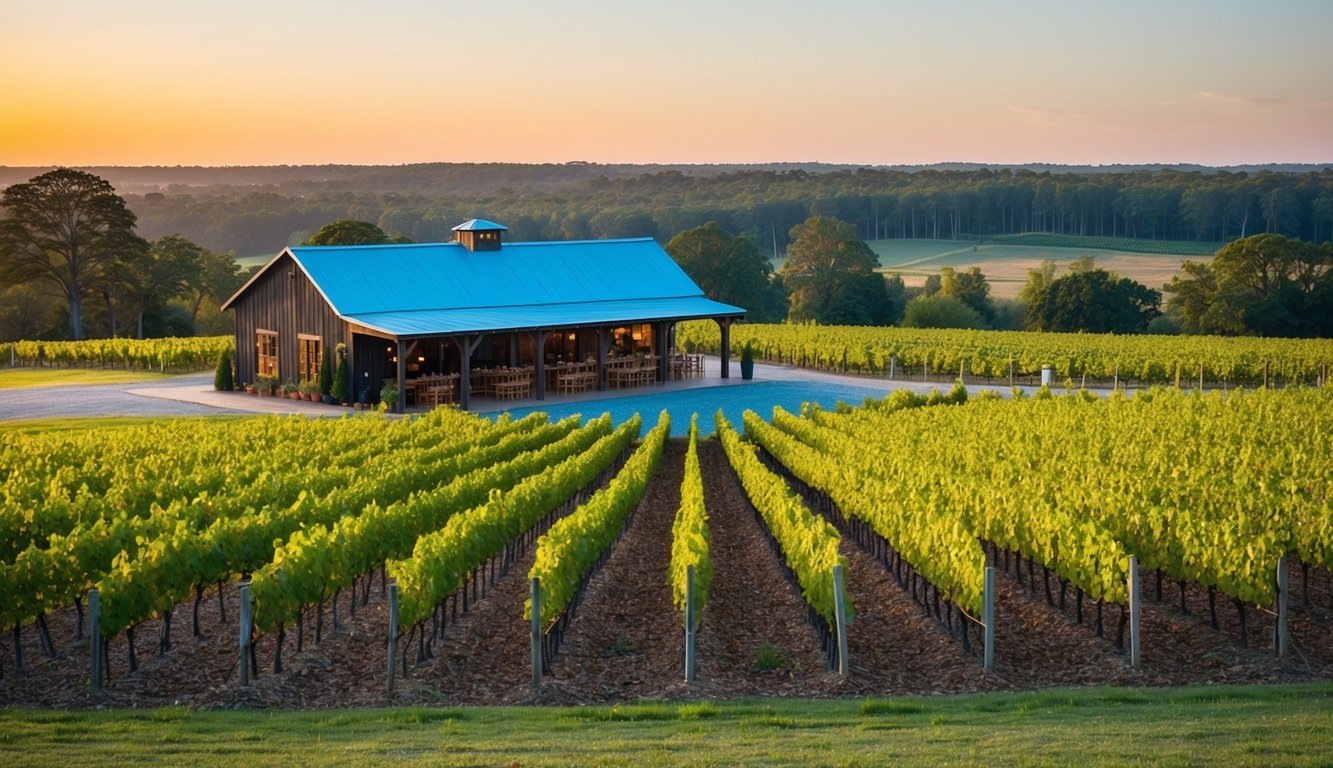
<box><xmin>220</xmin><ymin>219</ymin><xmax>746</xmax><ymax>411</ymax></box>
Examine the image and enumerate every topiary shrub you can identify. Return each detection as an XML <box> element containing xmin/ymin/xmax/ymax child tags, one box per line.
<box><xmin>213</xmin><ymin>348</ymin><xmax>234</xmax><ymax>391</ymax></box>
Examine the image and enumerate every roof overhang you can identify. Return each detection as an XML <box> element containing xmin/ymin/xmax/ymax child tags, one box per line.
<box><xmin>341</xmin><ymin>296</ymin><xmax>745</xmax><ymax>339</ymax></box>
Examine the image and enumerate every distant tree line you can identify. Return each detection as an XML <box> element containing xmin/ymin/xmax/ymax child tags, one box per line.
<box><xmin>669</xmin><ymin>218</ymin><xmax>1330</xmax><ymax>339</ymax></box>
<box><xmin>5</xmin><ymin>166</ymin><xmax>1332</xmax><ymax>342</ymax></box>
<box><xmin>109</xmin><ymin>166</ymin><xmax>1333</xmax><ymax>258</ymax></box>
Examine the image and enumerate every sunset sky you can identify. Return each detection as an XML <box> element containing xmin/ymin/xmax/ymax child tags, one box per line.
<box><xmin>3</xmin><ymin>0</ymin><xmax>1332</xmax><ymax>167</ymax></box>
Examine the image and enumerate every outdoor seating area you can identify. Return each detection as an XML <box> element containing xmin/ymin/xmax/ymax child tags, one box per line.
<box><xmin>412</xmin><ymin>373</ymin><xmax>459</xmax><ymax>408</ymax></box>
<box><xmin>550</xmin><ymin>360</ymin><xmax>598</xmax><ymax>394</ymax></box>
<box><xmin>606</xmin><ymin>355</ymin><xmax>660</xmax><ymax>389</ymax></box>
<box><xmin>472</xmin><ymin>366</ymin><xmax>536</xmax><ymax>401</ymax></box>
<box><xmin>672</xmin><ymin>353</ymin><xmax>705</xmax><ymax>379</ymax></box>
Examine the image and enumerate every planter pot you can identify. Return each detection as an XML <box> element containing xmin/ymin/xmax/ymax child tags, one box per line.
<box><xmin>258</xmin><ymin>390</ymin><xmax>271</xmax><ymax>397</ymax></box>
<box><xmin>322</xmin><ymin>395</ymin><xmax>335</xmax><ymax>405</ymax></box>
<box><xmin>287</xmin><ymin>392</ymin><xmax>301</xmax><ymax>400</ymax></box>
<box><xmin>245</xmin><ymin>386</ymin><xmax>256</xmax><ymax>396</ymax></box>
<box><xmin>740</xmin><ymin>359</ymin><xmax>755</xmax><ymax>380</ymax></box>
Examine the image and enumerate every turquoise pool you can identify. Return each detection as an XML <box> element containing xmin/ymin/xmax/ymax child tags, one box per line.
<box><xmin>479</xmin><ymin>380</ymin><xmax>894</xmax><ymax>436</ymax></box>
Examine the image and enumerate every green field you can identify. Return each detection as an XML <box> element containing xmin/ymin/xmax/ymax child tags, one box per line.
<box><xmin>1</xmin><ymin>685</ymin><xmax>1328</xmax><ymax>767</ymax></box>
<box><xmin>866</xmin><ymin>239</ymin><xmax>1203</xmax><ymax>300</ymax></box>
<box><xmin>0</xmin><ymin>368</ymin><xmax>173</xmax><ymax>390</ymax></box>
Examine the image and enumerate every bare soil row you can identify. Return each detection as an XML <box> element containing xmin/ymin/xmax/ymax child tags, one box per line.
<box><xmin>1</xmin><ymin>438</ymin><xmax>1329</xmax><ymax>709</ymax></box>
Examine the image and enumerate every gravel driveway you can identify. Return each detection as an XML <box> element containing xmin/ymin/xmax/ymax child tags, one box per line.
<box><xmin>0</xmin><ymin>373</ymin><xmax>247</xmax><ymax>421</ymax></box>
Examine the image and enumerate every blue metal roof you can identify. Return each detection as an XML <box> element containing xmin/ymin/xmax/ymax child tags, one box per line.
<box><xmin>345</xmin><ymin>296</ymin><xmax>745</xmax><ymax>337</ymax></box>
<box><xmin>264</xmin><ymin>237</ymin><xmax>743</xmax><ymax>337</ymax></box>
<box><xmin>452</xmin><ymin>218</ymin><xmax>508</xmax><ymax>231</ymax></box>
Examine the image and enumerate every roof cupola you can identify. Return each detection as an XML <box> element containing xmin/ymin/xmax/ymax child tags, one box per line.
<box><xmin>452</xmin><ymin>218</ymin><xmax>508</xmax><ymax>252</ymax></box>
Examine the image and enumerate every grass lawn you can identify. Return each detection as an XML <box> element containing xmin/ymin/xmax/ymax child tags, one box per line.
<box><xmin>0</xmin><ymin>414</ymin><xmax>255</xmax><ymax>436</ymax></box>
<box><xmin>0</xmin><ymin>368</ymin><xmax>175</xmax><ymax>390</ymax></box>
<box><xmin>1</xmin><ymin>684</ymin><xmax>1329</xmax><ymax>767</ymax></box>
<box><xmin>866</xmin><ymin>240</ymin><xmax>1194</xmax><ymax>299</ymax></box>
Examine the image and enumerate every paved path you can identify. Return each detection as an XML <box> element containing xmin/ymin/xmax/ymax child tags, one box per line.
<box><xmin>0</xmin><ymin>358</ymin><xmax>1081</xmax><ymax>423</ymax></box>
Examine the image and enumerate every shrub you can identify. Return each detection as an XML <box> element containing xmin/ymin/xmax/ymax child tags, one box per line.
<box><xmin>213</xmin><ymin>348</ymin><xmax>234</xmax><ymax>391</ymax></box>
<box><xmin>901</xmin><ymin>295</ymin><xmax>984</xmax><ymax>329</ymax></box>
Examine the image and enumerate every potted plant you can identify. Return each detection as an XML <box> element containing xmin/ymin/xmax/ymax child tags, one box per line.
<box><xmin>300</xmin><ymin>379</ymin><xmax>319</xmax><ymax>401</ymax></box>
<box><xmin>332</xmin><ymin>347</ymin><xmax>350</xmax><ymax>406</ymax></box>
<box><xmin>740</xmin><ymin>341</ymin><xmax>755</xmax><ymax>380</ymax></box>
<box><xmin>379</xmin><ymin>379</ymin><xmax>400</xmax><ymax>411</ymax></box>
<box><xmin>256</xmin><ymin>375</ymin><xmax>275</xmax><ymax>397</ymax></box>
<box><xmin>282</xmin><ymin>382</ymin><xmax>301</xmax><ymax>400</ymax></box>
<box><xmin>244</xmin><ymin>382</ymin><xmax>256</xmax><ymax>396</ymax></box>
<box><xmin>318</xmin><ymin>351</ymin><xmax>334</xmax><ymax>403</ymax></box>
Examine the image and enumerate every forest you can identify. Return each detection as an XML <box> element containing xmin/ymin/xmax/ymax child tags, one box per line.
<box><xmin>3</xmin><ymin>164</ymin><xmax>1332</xmax><ymax>342</ymax></box>
<box><xmin>3</xmin><ymin>163</ymin><xmax>1327</xmax><ymax>259</ymax></box>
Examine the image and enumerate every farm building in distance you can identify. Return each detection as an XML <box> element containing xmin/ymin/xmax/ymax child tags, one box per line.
<box><xmin>221</xmin><ymin>219</ymin><xmax>745</xmax><ymax>411</ymax></box>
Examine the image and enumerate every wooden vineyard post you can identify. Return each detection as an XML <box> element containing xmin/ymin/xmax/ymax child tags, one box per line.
<box><xmin>684</xmin><ymin>565</ymin><xmax>696</xmax><ymax>683</ymax></box>
<box><xmin>1114</xmin><ymin>365</ymin><xmax>1119</xmax><ymax>391</ymax></box>
<box><xmin>889</xmin><ymin>353</ymin><xmax>896</xmax><ymax>380</ymax></box>
<box><xmin>386</xmin><ymin>581</ymin><xmax>399</xmax><ymax>692</ymax></box>
<box><xmin>1128</xmin><ymin>556</ymin><xmax>1141</xmax><ymax>668</ymax></box>
<box><xmin>530</xmin><ymin>578</ymin><xmax>542</xmax><ymax>689</ymax></box>
<box><xmin>88</xmin><ymin>589</ymin><xmax>102</xmax><ymax>689</ymax></box>
<box><xmin>983</xmin><ymin>566</ymin><xmax>996</xmax><ymax>673</ymax></box>
<box><xmin>959</xmin><ymin>359</ymin><xmax>965</xmax><ymax>385</ymax></box>
<box><xmin>1276</xmin><ymin>556</ymin><xmax>1289</xmax><ymax>658</ymax></box>
<box><xmin>1040</xmin><ymin>365</ymin><xmax>1051</xmax><ymax>388</ymax></box>
<box><xmin>238</xmin><ymin>582</ymin><xmax>252</xmax><ymax>687</ymax></box>
<box><xmin>833</xmin><ymin>565</ymin><xmax>849</xmax><ymax>678</ymax></box>
<box><xmin>1009</xmin><ymin>358</ymin><xmax>1014</xmax><ymax>388</ymax></box>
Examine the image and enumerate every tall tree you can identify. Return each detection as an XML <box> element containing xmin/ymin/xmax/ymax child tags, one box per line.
<box><xmin>0</xmin><ymin>169</ymin><xmax>140</xmax><ymax>339</ymax></box>
<box><xmin>188</xmin><ymin>247</ymin><xmax>245</xmax><ymax>323</ymax></box>
<box><xmin>1167</xmin><ymin>234</ymin><xmax>1332</xmax><ymax>337</ymax></box>
<box><xmin>780</xmin><ymin>216</ymin><xmax>890</xmax><ymax>325</ymax></box>
<box><xmin>934</xmin><ymin>266</ymin><xmax>994</xmax><ymax>322</ymax></box>
<box><xmin>125</xmin><ymin>236</ymin><xmax>205</xmax><ymax>338</ymax></box>
<box><xmin>301</xmin><ymin>219</ymin><xmax>409</xmax><ymax>245</ymax></box>
<box><xmin>665</xmin><ymin>222</ymin><xmax>787</xmax><ymax>322</ymax></box>
<box><xmin>1027</xmin><ymin>269</ymin><xmax>1161</xmax><ymax>333</ymax></box>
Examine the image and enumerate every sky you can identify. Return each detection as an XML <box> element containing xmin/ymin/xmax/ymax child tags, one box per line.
<box><xmin>3</xmin><ymin>0</ymin><xmax>1332</xmax><ymax>167</ymax></box>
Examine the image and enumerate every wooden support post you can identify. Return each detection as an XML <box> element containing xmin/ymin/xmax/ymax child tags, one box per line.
<box><xmin>395</xmin><ymin>339</ymin><xmax>407</xmax><ymax>414</ymax></box>
<box><xmin>454</xmin><ymin>334</ymin><xmax>486</xmax><ymax>411</ymax></box>
<box><xmin>89</xmin><ymin>589</ymin><xmax>101</xmax><ymax>690</ymax></box>
<box><xmin>889</xmin><ymin>353</ymin><xmax>896</xmax><ymax>380</ymax></box>
<box><xmin>719</xmin><ymin>319</ymin><xmax>731</xmax><ymax>379</ymax></box>
<box><xmin>833</xmin><ymin>564</ymin><xmax>849</xmax><ymax>678</ymax></box>
<box><xmin>1276</xmin><ymin>556</ymin><xmax>1289</xmax><ymax>658</ymax></box>
<box><xmin>532</xmin><ymin>331</ymin><xmax>548</xmax><ymax>401</ymax></box>
<box><xmin>596</xmin><ymin>328</ymin><xmax>609</xmax><ymax>391</ymax></box>
<box><xmin>657</xmin><ymin>322</ymin><xmax>670</xmax><ymax>383</ymax></box>
<box><xmin>983</xmin><ymin>566</ymin><xmax>995</xmax><ymax>673</ymax></box>
<box><xmin>1129</xmin><ymin>555</ymin><xmax>1141</xmax><ymax>668</ymax></box>
<box><xmin>387</xmin><ymin>581</ymin><xmax>399</xmax><ymax>691</ymax></box>
<box><xmin>238</xmin><ymin>582</ymin><xmax>252</xmax><ymax>686</ymax></box>
<box><xmin>685</xmin><ymin>564</ymin><xmax>696</xmax><ymax>683</ymax></box>
<box><xmin>530</xmin><ymin>578</ymin><xmax>543</xmax><ymax>688</ymax></box>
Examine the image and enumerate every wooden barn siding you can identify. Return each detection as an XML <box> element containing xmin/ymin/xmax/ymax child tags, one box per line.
<box><xmin>231</xmin><ymin>253</ymin><xmax>348</xmax><ymax>386</ymax></box>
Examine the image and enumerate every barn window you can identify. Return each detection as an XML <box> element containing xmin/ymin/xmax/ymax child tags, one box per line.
<box><xmin>257</xmin><ymin>330</ymin><xmax>279</xmax><ymax>379</ymax></box>
<box><xmin>299</xmin><ymin>335</ymin><xmax>322</xmax><ymax>383</ymax></box>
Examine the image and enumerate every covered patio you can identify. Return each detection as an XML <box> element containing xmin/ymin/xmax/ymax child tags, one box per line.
<box><xmin>354</xmin><ymin>315</ymin><xmax>738</xmax><ymax>413</ymax></box>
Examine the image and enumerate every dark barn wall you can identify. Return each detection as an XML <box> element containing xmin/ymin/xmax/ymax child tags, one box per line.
<box><xmin>230</xmin><ymin>253</ymin><xmax>348</xmax><ymax>386</ymax></box>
